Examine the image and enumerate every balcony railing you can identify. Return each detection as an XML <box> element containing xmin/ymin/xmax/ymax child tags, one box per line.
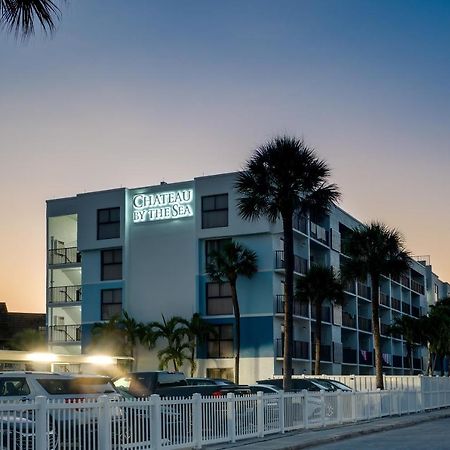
<box><xmin>391</xmin><ymin>297</ymin><xmax>401</xmax><ymax>311</ymax></box>
<box><xmin>342</xmin><ymin>312</ymin><xmax>357</xmax><ymax>328</ymax></box>
<box><xmin>293</xmin><ymin>213</ymin><xmax>308</xmax><ymax>234</ymax></box>
<box><xmin>357</xmin><ymin>282</ymin><xmax>371</xmax><ymax>300</ymax></box>
<box><xmin>275</xmin><ymin>339</ymin><xmax>309</xmax><ymax>359</ymax></box>
<box><xmin>312</xmin><ymin>344</ymin><xmax>332</xmax><ymax>362</ymax></box>
<box><xmin>48</xmin><ymin>285</ymin><xmax>82</xmax><ymax>304</ymax></box>
<box><xmin>358</xmin><ymin>317</ymin><xmax>372</xmax><ymax>332</ymax></box>
<box><xmin>48</xmin><ymin>324</ymin><xmax>81</xmax><ymax>343</ymax></box>
<box><xmin>310</xmin><ymin>221</ymin><xmax>329</xmax><ymax>245</ymax></box>
<box><xmin>411</xmin><ymin>280</ymin><xmax>425</xmax><ymax>295</ymax></box>
<box><xmin>402</xmin><ymin>302</ymin><xmax>411</xmax><ymax>315</ymax></box>
<box><xmin>359</xmin><ymin>350</ymin><xmax>373</xmax><ymax>365</ymax></box>
<box><xmin>274</xmin><ymin>251</ymin><xmax>308</xmax><ymax>275</ymax></box>
<box><xmin>343</xmin><ymin>347</ymin><xmax>357</xmax><ymax>364</ymax></box>
<box><xmin>379</xmin><ymin>292</ymin><xmax>390</xmax><ymax>307</ymax></box>
<box><xmin>48</xmin><ymin>247</ymin><xmax>81</xmax><ymax>266</ymax></box>
<box><xmin>311</xmin><ymin>306</ymin><xmax>332</xmax><ymax>323</ymax></box>
<box><xmin>275</xmin><ymin>295</ymin><xmax>309</xmax><ymax>317</ymax></box>
<box><xmin>401</xmin><ymin>274</ymin><xmax>410</xmax><ymax>288</ymax></box>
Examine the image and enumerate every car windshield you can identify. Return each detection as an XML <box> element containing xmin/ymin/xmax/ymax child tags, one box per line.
<box><xmin>37</xmin><ymin>377</ymin><xmax>115</xmax><ymax>395</ymax></box>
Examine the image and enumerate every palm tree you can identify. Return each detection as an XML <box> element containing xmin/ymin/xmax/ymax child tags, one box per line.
<box><xmin>0</xmin><ymin>0</ymin><xmax>62</xmax><ymax>38</ymax></box>
<box><xmin>180</xmin><ymin>313</ymin><xmax>217</xmax><ymax>377</ymax></box>
<box><xmin>296</xmin><ymin>265</ymin><xmax>344</xmax><ymax>375</ymax></box>
<box><xmin>206</xmin><ymin>241</ymin><xmax>258</xmax><ymax>384</ymax></box>
<box><xmin>341</xmin><ymin>222</ymin><xmax>410</xmax><ymax>389</ymax></box>
<box><xmin>118</xmin><ymin>311</ymin><xmax>143</xmax><ymax>370</ymax></box>
<box><xmin>142</xmin><ymin>315</ymin><xmax>189</xmax><ymax>371</ymax></box>
<box><xmin>388</xmin><ymin>315</ymin><xmax>423</xmax><ymax>375</ymax></box>
<box><xmin>236</xmin><ymin>135</ymin><xmax>340</xmax><ymax>390</ymax></box>
<box><xmin>90</xmin><ymin>315</ymin><xmax>127</xmax><ymax>355</ymax></box>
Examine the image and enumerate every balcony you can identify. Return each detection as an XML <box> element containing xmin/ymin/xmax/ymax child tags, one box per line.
<box><xmin>358</xmin><ymin>317</ymin><xmax>372</xmax><ymax>332</ymax></box>
<box><xmin>275</xmin><ymin>295</ymin><xmax>309</xmax><ymax>318</ymax></box>
<box><xmin>380</xmin><ymin>322</ymin><xmax>391</xmax><ymax>336</ymax></box>
<box><xmin>402</xmin><ymin>302</ymin><xmax>411</xmax><ymax>315</ymax></box>
<box><xmin>48</xmin><ymin>285</ymin><xmax>82</xmax><ymax>304</ymax></box>
<box><xmin>401</xmin><ymin>274</ymin><xmax>410</xmax><ymax>288</ymax></box>
<box><xmin>379</xmin><ymin>292</ymin><xmax>390</xmax><ymax>307</ymax></box>
<box><xmin>48</xmin><ymin>247</ymin><xmax>81</xmax><ymax>266</ymax></box>
<box><xmin>311</xmin><ymin>306</ymin><xmax>332</xmax><ymax>323</ymax></box>
<box><xmin>274</xmin><ymin>251</ymin><xmax>308</xmax><ymax>275</ymax></box>
<box><xmin>392</xmin><ymin>355</ymin><xmax>403</xmax><ymax>367</ymax></box>
<box><xmin>342</xmin><ymin>312</ymin><xmax>357</xmax><ymax>328</ymax></box>
<box><xmin>411</xmin><ymin>279</ymin><xmax>425</xmax><ymax>295</ymax></box>
<box><xmin>357</xmin><ymin>282</ymin><xmax>371</xmax><ymax>300</ymax></box>
<box><xmin>343</xmin><ymin>347</ymin><xmax>357</xmax><ymax>364</ymax></box>
<box><xmin>312</xmin><ymin>344</ymin><xmax>332</xmax><ymax>362</ymax></box>
<box><xmin>411</xmin><ymin>306</ymin><xmax>420</xmax><ymax>318</ymax></box>
<box><xmin>293</xmin><ymin>213</ymin><xmax>308</xmax><ymax>234</ymax></box>
<box><xmin>310</xmin><ymin>222</ymin><xmax>329</xmax><ymax>245</ymax></box>
<box><xmin>275</xmin><ymin>339</ymin><xmax>309</xmax><ymax>359</ymax></box>
<box><xmin>359</xmin><ymin>349</ymin><xmax>373</xmax><ymax>365</ymax></box>
<box><xmin>391</xmin><ymin>297</ymin><xmax>401</xmax><ymax>311</ymax></box>
<box><xmin>48</xmin><ymin>324</ymin><xmax>81</xmax><ymax>343</ymax></box>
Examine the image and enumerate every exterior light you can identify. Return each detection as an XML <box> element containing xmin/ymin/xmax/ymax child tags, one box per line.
<box><xmin>27</xmin><ymin>353</ymin><xmax>58</xmax><ymax>362</ymax></box>
<box><xmin>86</xmin><ymin>355</ymin><xmax>115</xmax><ymax>365</ymax></box>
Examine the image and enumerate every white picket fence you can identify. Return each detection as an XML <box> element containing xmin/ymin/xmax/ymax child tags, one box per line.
<box><xmin>1</xmin><ymin>377</ymin><xmax>450</xmax><ymax>450</ymax></box>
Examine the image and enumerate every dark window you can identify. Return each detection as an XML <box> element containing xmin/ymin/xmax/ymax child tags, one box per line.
<box><xmin>101</xmin><ymin>288</ymin><xmax>122</xmax><ymax>320</ymax></box>
<box><xmin>97</xmin><ymin>208</ymin><xmax>120</xmax><ymax>240</ymax></box>
<box><xmin>101</xmin><ymin>249</ymin><xmax>122</xmax><ymax>280</ymax></box>
<box><xmin>0</xmin><ymin>378</ymin><xmax>30</xmax><ymax>397</ymax></box>
<box><xmin>205</xmin><ymin>238</ymin><xmax>232</xmax><ymax>266</ymax></box>
<box><xmin>202</xmin><ymin>194</ymin><xmax>228</xmax><ymax>229</ymax></box>
<box><xmin>207</xmin><ymin>324</ymin><xmax>233</xmax><ymax>358</ymax></box>
<box><xmin>206</xmin><ymin>282</ymin><xmax>233</xmax><ymax>315</ymax></box>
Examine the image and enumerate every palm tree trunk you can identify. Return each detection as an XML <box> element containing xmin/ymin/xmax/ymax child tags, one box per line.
<box><xmin>371</xmin><ymin>274</ymin><xmax>384</xmax><ymax>389</ymax></box>
<box><xmin>190</xmin><ymin>347</ymin><xmax>195</xmax><ymax>377</ymax></box>
<box><xmin>407</xmin><ymin>343</ymin><xmax>413</xmax><ymax>375</ymax></box>
<box><xmin>230</xmin><ymin>281</ymin><xmax>241</xmax><ymax>385</ymax></box>
<box><xmin>282</xmin><ymin>213</ymin><xmax>294</xmax><ymax>391</ymax></box>
<box><xmin>314</xmin><ymin>301</ymin><xmax>322</xmax><ymax>375</ymax></box>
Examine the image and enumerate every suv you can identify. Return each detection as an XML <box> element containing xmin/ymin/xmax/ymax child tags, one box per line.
<box><xmin>0</xmin><ymin>371</ymin><xmax>120</xmax><ymax>450</ymax></box>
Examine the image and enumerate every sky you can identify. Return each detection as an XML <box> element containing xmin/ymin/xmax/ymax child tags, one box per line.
<box><xmin>0</xmin><ymin>0</ymin><xmax>449</xmax><ymax>312</ymax></box>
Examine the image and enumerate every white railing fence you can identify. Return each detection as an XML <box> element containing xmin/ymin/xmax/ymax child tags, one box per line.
<box><xmin>1</xmin><ymin>377</ymin><xmax>450</xmax><ymax>450</ymax></box>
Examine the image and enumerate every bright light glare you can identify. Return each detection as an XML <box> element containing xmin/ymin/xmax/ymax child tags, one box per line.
<box><xmin>86</xmin><ymin>355</ymin><xmax>115</xmax><ymax>365</ymax></box>
<box><xmin>27</xmin><ymin>353</ymin><xmax>58</xmax><ymax>362</ymax></box>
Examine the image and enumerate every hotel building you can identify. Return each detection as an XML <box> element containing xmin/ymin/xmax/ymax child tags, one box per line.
<box><xmin>46</xmin><ymin>173</ymin><xmax>450</xmax><ymax>381</ymax></box>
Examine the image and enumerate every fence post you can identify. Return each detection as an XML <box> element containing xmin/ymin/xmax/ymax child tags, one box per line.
<box><xmin>320</xmin><ymin>390</ymin><xmax>325</xmax><ymax>427</ymax></box>
<box><xmin>337</xmin><ymin>392</ymin><xmax>343</xmax><ymax>424</ymax></box>
<box><xmin>98</xmin><ymin>395</ymin><xmax>112</xmax><ymax>450</ymax></box>
<box><xmin>35</xmin><ymin>396</ymin><xmax>47</xmax><ymax>450</ymax></box>
<box><xmin>302</xmin><ymin>390</ymin><xmax>309</xmax><ymax>429</ymax></box>
<box><xmin>192</xmin><ymin>393</ymin><xmax>202</xmax><ymax>449</ymax></box>
<box><xmin>279</xmin><ymin>391</ymin><xmax>285</xmax><ymax>434</ymax></box>
<box><xmin>150</xmin><ymin>394</ymin><xmax>162</xmax><ymax>450</ymax></box>
<box><xmin>257</xmin><ymin>391</ymin><xmax>264</xmax><ymax>438</ymax></box>
<box><xmin>227</xmin><ymin>393</ymin><xmax>236</xmax><ymax>443</ymax></box>
<box><xmin>351</xmin><ymin>391</ymin><xmax>357</xmax><ymax>422</ymax></box>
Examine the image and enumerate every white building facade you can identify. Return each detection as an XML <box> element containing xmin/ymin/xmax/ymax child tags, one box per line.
<box><xmin>46</xmin><ymin>172</ymin><xmax>450</xmax><ymax>382</ymax></box>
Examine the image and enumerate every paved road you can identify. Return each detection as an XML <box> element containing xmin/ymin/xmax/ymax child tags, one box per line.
<box><xmin>311</xmin><ymin>416</ymin><xmax>450</xmax><ymax>450</ymax></box>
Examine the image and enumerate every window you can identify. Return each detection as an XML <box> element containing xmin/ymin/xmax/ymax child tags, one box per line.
<box><xmin>97</xmin><ymin>207</ymin><xmax>120</xmax><ymax>240</ymax></box>
<box><xmin>207</xmin><ymin>324</ymin><xmax>233</xmax><ymax>358</ymax></box>
<box><xmin>0</xmin><ymin>378</ymin><xmax>30</xmax><ymax>397</ymax></box>
<box><xmin>101</xmin><ymin>249</ymin><xmax>122</xmax><ymax>280</ymax></box>
<box><xmin>205</xmin><ymin>238</ymin><xmax>232</xmax><ymax>266</ymax></box>
<box><xmin>201</xmin><ymin>194</ymin><xmax>228</xmax><ymax>229</ymax></box>
<box><xmin>101</xmin><ymin>288</ymin><xmax>122</xmax><ymax>320</ymax></box>
<box><xmin>206</xmin><ymin>368</ymin><xmax>234</xmax><ymax>381</ymax></box>
<box><xmin>206</xmin><ymin>282</ymin><xmax>233</xmax><ymax>315</ymax></box>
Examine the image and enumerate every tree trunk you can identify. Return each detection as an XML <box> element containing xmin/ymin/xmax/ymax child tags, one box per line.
<box><xmin>282</xmin><ymin>213</ymin><xmax>294</xmax><ymax>391</ymax></box>
<box><xmin>314</xmin><ymin>301</ymin><xmax>322</xmax><ymax>375</ymax></box>
<box><xmin>190</xmin><ymin>347</ymin><xmax>195</xmax><ymax>377</ymax></box>
<box><xmin>407</xmin><ymin>343</ymin><xmax>413</xmax><ymax>375</ymax></box>
<box><xmin>371</xmin><ymin>274</ymin><xmax>384</xmax><ymax>389</ymax></box>
<box><xmin>230</xmin><ymin>280</ymin><xmax>241</xmax><ymax>385</ymax></box>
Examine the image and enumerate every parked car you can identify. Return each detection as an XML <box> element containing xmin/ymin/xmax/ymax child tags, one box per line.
<box><xmin>187</xmin><ymin>377</ymin><xmax>235</xmax><ymax>386</ymax></box>
<box><xmin>308</xmin><ymin>378</ymin><xmax>353</xmax><ymax>392</ymax></box>
<box><xmin>256</xmin><ymin>378</ymin><xmax>334</xmax><ymax>392</ymax></box>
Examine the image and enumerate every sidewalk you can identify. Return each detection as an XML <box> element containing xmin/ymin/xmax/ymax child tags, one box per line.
<box><xmin>207</xmin><ymin>408</ymin><xmax>450</xmax><ymax>450</ymax></box>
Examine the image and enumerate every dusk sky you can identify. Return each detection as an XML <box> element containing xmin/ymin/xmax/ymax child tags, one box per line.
<box><xmin>1</xmin><ymin>0</ymin><xmax>449</xmax><ymax>312</ymax></box>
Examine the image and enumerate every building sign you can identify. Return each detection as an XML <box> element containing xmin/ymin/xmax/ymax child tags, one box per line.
<box><xmin>132</xmin><ymin>189</ymin><xmax>194</xmax><ymax>223</ymax></box>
